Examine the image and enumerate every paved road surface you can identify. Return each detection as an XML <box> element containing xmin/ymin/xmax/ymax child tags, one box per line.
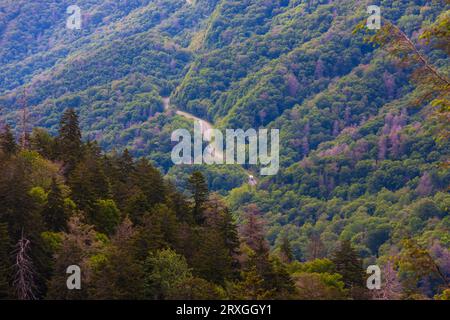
<box><xmin>163</xmin><ymin>97</ymin><xmax>257</xmax><ymax>185</ymax></box>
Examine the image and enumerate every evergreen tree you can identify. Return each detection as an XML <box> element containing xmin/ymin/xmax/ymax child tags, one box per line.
<box><xmin>0</xmin><ymin>158</ymin><xmax>43</xmax><ymax>240</ymax></box>
<box><xmin>188</xmin><ymin>171</ymin><xmax>209</xmax><ymax>225</ymax></box>
<box><xmin>42</xmin><ymin>178</ymin><xmax>67</xmax><ymax>232</ymax></box>
<box><xmin>132</xmin><ymin>158</ymin><xmax>165</xmax><ymax>209</ymax></box>
<box><xmin>0</xmin><ymin>125</ymin><xmax>17</xmax><ymax>155</ymax></box>
<box><xmin>119</xmin><ymin>149</ymin><xmax>134</xmax><ymax>176</ymax></box>
<box><xmin>166</xmin><ymin>182</ymin><xmax>192</xmax><ymax>224</ymax></box>
<box><xmin>269</xmin><ymin>256</ymin><xmax>296</xmax><ymax>299</ymax></box>
<box><xmin>90</xmin><ymin>219</ymin><xmax>144</xmax><ymax>299</ymax></box>
<box><xmin>133</xmin><ymin>204</ymin><xmax>179</xmax><ymax>259</ymax></box>
<box><xmin>57</xmin><ymin>108</ymin><xmax>82</xmax><ymax>175</ymax></box>
<box><xmin>68</xmin><ymin>147</ymin><xmax>110</xmax><ymax>220</ymax></box>
<box><xmin>30</xmin><ymin>128</ymin><xmax>56</xmax><ymax>160</ymax></box>
<box><xmin>191</xmin><ymin>228</ymin><xmax>234</xmax><ymax>284</ymax></box>
<box><xmin>220</xmin><ymin>208</ymin><xmax>240</xmax><ymax>273</ymax></box>
<box><xmin>332</xmin><ymin>240</ymin><xmax>367</xmax><ymax>299</ymax></box>
<box><xmin>202</xmin><ymin>195</ymin><xmax>240</xmax><ymax>276</ymax></box>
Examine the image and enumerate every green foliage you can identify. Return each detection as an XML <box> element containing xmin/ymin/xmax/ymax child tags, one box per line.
<box><xmin>144</xmin><ymin>248</ymin><xmax>193</xmax><ymax>300</ymax></box>
<box><xmin>292</xmin><ymin>272</ymin><xmax>347</xmax><ymax>300</ymax></box>
<box><xmin>227</xmin><ymin>266</ymin><xmax>273</xmax><ymax>300</ymax></box>
<box><xmin>188</xmin><ymin>171</ymin><xmax>209</xmax><ymax>224</ymax></box>
<box><xmin>332</xmin><ymin>241</ymin><xmax>367</xmax><ymax>299</ymax></box>
<box><xmin>93</xmin><ymin>199</ymin><xmax>121</xmax><ymax>235</ymax></box>
<box><xmin>0</xmin><ymin>125</ymin><xmax>17</xmax><ymax>156</ymax></box>
<box><xmin>42</xmin><ymin>178</ymin><xmax>68</xmax><ymax>232</ymax></box>
<box><xmin>0</xmin><ymin>0</ymin><xmax>448</xmax><ymax>301</ymax></box>
<box><xmin>57</xmin><ymin>109</ymin><xmax>82</xmax><ymax>175</ymax></box>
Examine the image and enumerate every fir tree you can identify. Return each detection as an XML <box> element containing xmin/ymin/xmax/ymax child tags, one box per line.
<box><xmin>188</xmin><ymin>171</ymin><xmax>209</xmax><ymax>225</ymax></box>
<box><xmin>132</xmin><ymin>158</ymin><xmax>166</xmax><ymax>208</ymax></box>
<box><xmin>0</xmin><ymin>125</ymin><xmax>17</xmax><ymax>155</ymax></box>
<box><xmin>68</xmin><ymin>147</ymin><xmax>110</xmax><ymax>219</ymax></box>
<box><xmin>332</xmin><ymin>240</ymin><xmax>367</xmax><ymax>299</ymax></box>
<box><xmin>191</xmin><ymin>228</ymin><xmax>234</xmax><ymax>284</ymax></box>
<box><xmin>57</xmin><ymin>108</ymin><xmax>82</xmax><ymax>175</ymax></box>
<box><xmin>119</xmin><ymin>149</ymin><xmax>134</xmax><ymax>176</ymax></box>
<box><xmin>42</xmin><ymin>178</ymin><xmax>67</xmax><ymax>232</ymax></box>
<box><xmin>90</xmin><ymin>219</ymin><xmax>144</xmax><ymax>299</ymax></box>
<box><xmin>220</xmin><ymin>208</ymin><xmax>240</xmax><ymax>273</ymax></box>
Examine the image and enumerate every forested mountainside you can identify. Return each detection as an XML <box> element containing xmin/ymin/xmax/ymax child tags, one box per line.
<box><xmin>0</xmin><ymin>0</ymin><xmax>449</xmax><ymax>300</ymax></box>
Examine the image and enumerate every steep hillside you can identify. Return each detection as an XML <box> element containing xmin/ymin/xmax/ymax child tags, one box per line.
<box><xmin>0</xmin><ymin>0</ymin><xmax>449</xmax><ymax>300</ymax></box>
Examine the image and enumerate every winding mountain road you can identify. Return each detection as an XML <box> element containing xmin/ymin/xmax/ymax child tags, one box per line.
<box><xmin>163</xmin><ymin>97</ymin><xmax>223</xmax><ymax>161</ymax></box>
<box><xmin>163</xmin><ymin>97</ymin><xmax>257</xmax><ymax>185</ymax></box>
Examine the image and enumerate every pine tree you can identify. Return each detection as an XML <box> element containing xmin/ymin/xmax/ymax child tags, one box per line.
<box><xmin>42</xmin><ymin>178</ymin><xmax>67</xmax><ymax>232</ymax></box>
<box><xmin>90</xmin><ymin>219</ymin><xmax>144</xmax><ymax>299</ymax></box>
<box><xmin>188</xmin><ymin>171</ymin><xmax>209</xmax><ymax>225</ymax></box>
<box><xmin>104</xmin><ymin>149</ymin><xmax>133</xmax><ymax>211</ymax></box>
<box><xmin>332</xmin><ymin>240</ymin><xmax>367</xmax><ymax>299</ymax></box>
<box><xmin>269</xmin><ymin>256</ymin><xmax>296</xmax><ymax>299</ymax></box>
<box><xmin>119</xmin><ymin>149</ymin><xmax>134</xmax><ymax>176</ymax></box>
<box><xmin>29</xmin><ymin>128</ymin><xmax>56</xmax><ymax>159</ymax></box>
<box><xmin>220</xmin><ymin>208</ymin><xmax>240</xmax><ymax>273</ymax></box>
<box><xmin>133</xmin><ymin>204</ymin><xmax>179</xmax><ymax>259</ymax></box>
<box><xmin>191</xmin><ymin>228</ymin><xmax>234</xmax><ymax>284</ymax></box>
<box><xmin>132</xmin><ymin>158</ymin><xmax>166</xmax><ymax>208</ymax></box>
<box><xmin>166</xmin><ymin>182</ymin><xmax>192</xmax><ymax>223</ymax></box>
<box><xmin>68</xmin><ymin>147</ymin><xmax>110</xmax><ymax>220</ymax></box>
<box><xmin>0</xmin><ymin>125</ymin><xmax>17</xmax><ymax>155</ymax></box>
<box><xmin>0</xmin><ymin>158</ymin><xmax>43</xmax><ymax>240</ymax></box>
<box><xmin>57</xmin><ymin>108</ymin><xmax>82</xmax><ymax>175</ymax></box>
<box><xmin>202</xmin><ymin>195</ymin><xmax>240</xmax><ymax>274</ymax></box>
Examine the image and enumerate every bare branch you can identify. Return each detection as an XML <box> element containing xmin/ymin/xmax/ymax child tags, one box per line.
<box><xmin>12</xmin><ymin>232</ymin><xmax>37</xmax><ymax>300</ymax></box>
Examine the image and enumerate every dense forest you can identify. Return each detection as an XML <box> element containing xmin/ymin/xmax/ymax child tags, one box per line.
<box><xmin>0</xmin><ymin>0</ymin><xmax>449</xmax><ymax>300</ymax></box>
<box><xmin>1</xmin><ymin>109</ymin><xmax>446</xmax><ymax>300</ymax></box>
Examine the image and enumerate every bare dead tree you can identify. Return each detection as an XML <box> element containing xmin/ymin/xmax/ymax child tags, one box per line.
<box><xmin>372</xmin><ymin>261</ymin><xmax>403</xmax><ymax>300</ymax></box>
<box><xmin>18</xmin><ymin>90</ymin><xmax>30</xmax><ymax>150</ymax></box>
<box><xmin>12</xmin><ymin>232</ymin><xmax>37</xmax><ymax>300</ymax></box>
